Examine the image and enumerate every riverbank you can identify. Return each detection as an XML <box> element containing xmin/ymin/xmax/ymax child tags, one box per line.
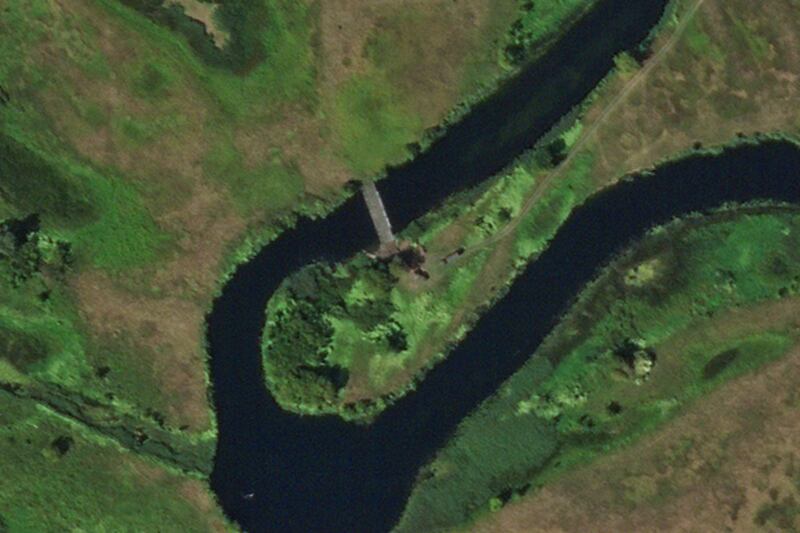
<box><xmin>396</xmin><ymin>204</ymin><xmax>800</xmax><ymax>531</ymax></box>
<box><xmin>473</xmin><ymin>335</ymin><xmax>800</xmax><ymax>532</ymax></box>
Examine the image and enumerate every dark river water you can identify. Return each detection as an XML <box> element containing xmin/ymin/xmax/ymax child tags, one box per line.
<box><xmin>203</xmin><ymin>2</ymin><xmax>800</xmax><ymax>532</ymax></box>
<box><xmin>209</xmin><ymin>138</ymin><xmax>800</xmax><ymax>533</ymax></box>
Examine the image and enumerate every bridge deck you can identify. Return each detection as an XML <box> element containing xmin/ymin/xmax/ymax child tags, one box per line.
<box><xmin>362</xmin><ymin>181</ymin><xmax>395</xmax><ymax>247</ymax></box>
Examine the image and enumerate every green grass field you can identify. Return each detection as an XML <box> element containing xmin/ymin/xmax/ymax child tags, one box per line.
<box><xmin>395</xmin><ymin>205</ymin><xmax>800</xmax><ymax>531</ymax></box>
<box><xmin>0</xmin><ymin>391</ymin><xmax>231</xmax><ymax>532</ymax></box>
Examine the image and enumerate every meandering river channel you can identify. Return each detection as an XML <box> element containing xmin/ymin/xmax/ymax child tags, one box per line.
<box><xmin>206</xmin><ymin>1</ymin><xmax>800</xmax><ymax>532</ymax></box>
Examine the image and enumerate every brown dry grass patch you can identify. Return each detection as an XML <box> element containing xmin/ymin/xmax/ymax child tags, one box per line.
<box><xmin>72</xmin><ymin>272</ymin><xmax>211</xmax><ymax>430</ymax></box>
<box><xmin>123</xmin><ymin>456</ymin><xmax>229</xmax><ymax>531</ymax></box>
<box><xmin>318</xmin><ymin>0</ymin><xmax>516</xmax><ymax>128</ymax></box>
<box><xmin>178</xmin><ymin>479</ymin><xmax>230</xmax><ymax>532</ymax></box>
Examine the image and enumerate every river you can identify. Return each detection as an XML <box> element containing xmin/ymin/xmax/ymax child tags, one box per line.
<box><xmin>205</xmin><ymin>1</ymin><xmax>798</xmax><ymax>532</ymax></box>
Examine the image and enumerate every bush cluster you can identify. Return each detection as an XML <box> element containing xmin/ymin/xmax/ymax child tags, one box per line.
<box><xmin>0</xmin><ymin>215</ymin><xmax>72</xmax><ymax>287</ymax></box>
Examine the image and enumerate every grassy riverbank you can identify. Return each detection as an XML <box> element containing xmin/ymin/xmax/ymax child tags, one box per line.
<box><xmin>259</xmin><ymin>0</ymin><xmax>800</xmax><ymax>421</ymax></box>
<box><xmin>473</xmin><ymin>334</ymin><xmax>800</xmax><ymax>532</ymax></box>
<box><xmin>395</xmin><ymin>205</ymin><xmax>800</xmax><ymax>531</ymax></box>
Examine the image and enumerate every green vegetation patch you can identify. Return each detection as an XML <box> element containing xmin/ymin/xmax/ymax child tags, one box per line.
<box><xmin>396</xmin><ymin>206</ymin><xmax>800</xmax><ymax>532</ymax></box>
<box><xmin>60</xmin><ymin>0</ymin><xmax>317</xmax><ymax>128</ymax></box>
<box><xmin>203</xmin><ymin>142</ymin><xmax>305</xmax><ymax>216</ymax></box>
<box><xmin>0</xmin><ymin>217</ymin><xmax>202</xmax><ymax>459</ymax></box>
<box><xmin>118</xmin><ymin>0</ymin><xmax>276</xmax><ymax>75</ymax></box>
<box><xmin>0</xmin><ymin>311</ymin><xmax>87</xmax><ymax>385</ymax></box>
<box><xmin>329</xmin><ymin>74</ymin><xmax>423</xmax><ymax>177</ymax></box>
<box><xmin>0</xmin><ymin>133</ymin><xmax>96</xmax><ymax>228</ymax></box>
<box><xmin>684</xmin><ymin>14</ymin><xmax>726</xmax><ymax>63</ymax></box>
<box><xmin>0</xmin><ymin>218</ymin><xmax>91</xmax><ymax>385</ymax></box>
<box><xmin>0</xmin><ymin>129</ymin><xmax>170</xmax><ymax>271</ymax></box>
<box><xmin>0</xmin><ymin>392</ymin><xmax>227</xmax><ymax>532</ymax></box>
<box><xmin>263</xmin><ymin>257</ymin><xmax>406</xmax><ymax>417</ymax></box>
<box><xmin>755</xmin><ymin>494</ymin><xmax>800</xmax><ymax>531</ymax></box>
<box><xmin>0</xmin><ymin>325</ymin><xmax>47</xmax><ymax>373</ymax></box>
<box><xmin>402</xmin><ymin>353</ymin><xmax>560</xmax><ymax>530</ymax></box>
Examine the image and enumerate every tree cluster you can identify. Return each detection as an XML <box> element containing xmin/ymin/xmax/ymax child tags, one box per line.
<box><xmin>264</xmin><ymin>258</ymin><xmax>408</xmax><ymax>408</ymax></box>
<box><xmin>0</xmin><ymin>215</ymin><xmax>73</xmax><ymax>287</ymax></box>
